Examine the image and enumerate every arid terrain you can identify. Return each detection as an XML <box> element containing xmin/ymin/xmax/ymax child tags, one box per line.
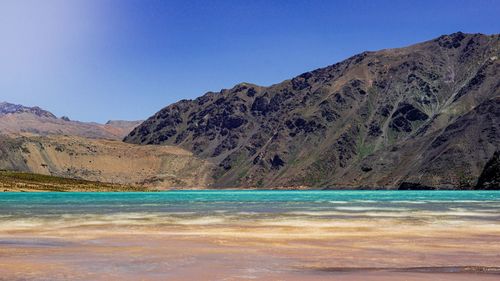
<box><xmin>0</xmin><ymin>102</ymin><xmax>142</xmax><ymax>140</ymax></box>
<box><xmin>1</xmin><ymin>33</ymin><xmax>499</xmax><ymax>190</ymax></box>
<box><xmin>0</xmin><ymin>134</ymin><xmax>212</xmax><ymax>189</ymax></box>
<box><xmin>0</xmin><ymin>102</ymin><xmax>213</xmax><ymax>190</ymax></box>
<box><xmin>126</xmin><ymin>32</ymin><xmax>500</xmax><ymax>189</ymax></box>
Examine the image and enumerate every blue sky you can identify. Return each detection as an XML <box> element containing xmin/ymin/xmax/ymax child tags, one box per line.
<box><xmin>1</xmin><ymin>0</ymin><xmax>499</xmax><ymax>122</ymax></box>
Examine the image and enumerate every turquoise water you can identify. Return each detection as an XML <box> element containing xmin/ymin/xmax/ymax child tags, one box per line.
<box><xmin>2</xmin><ymin>191</ymin><xmax>500</xmax><ymax>281</ymax></box>
<box><xmin>1</xmin><ymin>191</ymin><xmax>499</xmax><ymax>221</ymax></box>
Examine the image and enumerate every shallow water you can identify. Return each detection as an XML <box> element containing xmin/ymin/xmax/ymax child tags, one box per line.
<box><xmin>1</xmin><ymin>191</ymin><xmax>500</xmax><ymax>280</ymax></box>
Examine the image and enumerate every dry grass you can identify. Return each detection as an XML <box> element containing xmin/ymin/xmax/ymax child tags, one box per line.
<box><xmin>0</xmin><ymin>170</ymin><xmax>150</xmax><ymax>192</ymax></box>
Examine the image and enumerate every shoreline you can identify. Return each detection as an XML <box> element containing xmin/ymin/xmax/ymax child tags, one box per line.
<box><xmin>3</xmin><ymin>170</ymin><xmax>499</xmax><ymax>192</ymax></box>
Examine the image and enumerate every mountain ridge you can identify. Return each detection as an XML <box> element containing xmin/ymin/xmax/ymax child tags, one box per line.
<box><xmin>0</xmin><ymin>102</ymin><xmax>57</xmax><ymax>118</ymax></box>
<box><xmin>125</xmin><ymin>32</ymin><xmax>500</xmax><ymax>189</ymax></box>
<box><xmin>0</xmin><ymin>102</ymin><xmax>143</xmax><ymax>140</ymax></box>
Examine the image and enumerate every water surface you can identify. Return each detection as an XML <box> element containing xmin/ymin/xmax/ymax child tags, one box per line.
<box><xmin>1</xmin><ymin>191</ymin><xmax>499</xmax><ymax>280</ymax></box>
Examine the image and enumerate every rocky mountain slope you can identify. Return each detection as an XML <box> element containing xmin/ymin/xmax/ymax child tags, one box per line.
<box><xmin>0</xmin><ymin>102</ymin><xmax>142</xmax><ymax>139</ymax></box>
<box><xmin>0</xmin><ymin>134</ymin><xmax>212</xmax><ymax>188</ymax></box>
<box><xmin>125</xmin><ymin>32</ymin><xmax>500</xmax><ymax>189</ymax></box>
<box><xmin>476</xmin><ymin>151</ymin><xmax>500</xmax><ymax>189</ymax></box>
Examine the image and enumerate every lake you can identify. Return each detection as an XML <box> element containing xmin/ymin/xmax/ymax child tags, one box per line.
<box><xmin>1</xmin><ymin>191</ymin><xmax>500</xmax><ymax>280</ymax></box>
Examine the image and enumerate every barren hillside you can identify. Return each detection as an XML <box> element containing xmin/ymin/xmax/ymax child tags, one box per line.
<box><xmin>125</xmin><ymin>32</ymin><xmax>500</xmax><ymax>189</ymax></box>
<box><xmin>0</xmin><ymin>134</ymin><xmax>213</xmax><ymax>188</ymax></box>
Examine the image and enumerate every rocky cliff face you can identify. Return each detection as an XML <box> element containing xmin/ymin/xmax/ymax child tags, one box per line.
<box><xmin>125</xmin><ymin>32</ymin><xmax>500</xmax><ymax>189</ymax></box>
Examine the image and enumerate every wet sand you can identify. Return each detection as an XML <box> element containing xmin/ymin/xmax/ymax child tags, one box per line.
<box><xmin>1</xmin><ymin>215</ymin><xmax>500</xmax><ymax>280</ymax></box>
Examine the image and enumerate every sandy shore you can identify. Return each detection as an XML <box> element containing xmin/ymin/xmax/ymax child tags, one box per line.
<box><xmin>1</xmin><ymin>214</ymin><xmax>500</xmax><ymax>280</ymax></box>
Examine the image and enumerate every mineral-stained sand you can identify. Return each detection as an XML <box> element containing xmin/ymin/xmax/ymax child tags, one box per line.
<box><xmin>1</xmin><ymin>215</ymin><xmax>499</xmax><ymax>280</ymax></box>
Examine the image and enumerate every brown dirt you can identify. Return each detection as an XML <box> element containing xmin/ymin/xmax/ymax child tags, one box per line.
<box><xmin>0</xmin><ymin>134</ymin><xmax>214</xmax><ymax>188</ymax></box>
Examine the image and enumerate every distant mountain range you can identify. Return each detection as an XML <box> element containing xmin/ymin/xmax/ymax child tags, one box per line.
<box><xmin>124</xmin><ymin>32</ymin><xmax>500</xmax><ymax>189</ymax></box>
<box><xmin>0</xmin><ymin>102</ymin><xmax>142</xmax><ymax>139</ymax></box>
<box><xmin>0</xmin><ymin>102</ymin><xmax>56</xmax><ymax>118</ymax></box>
<box><xmin>0</xmin><ymin>102</ymin><xmax>209</xmax><ymax>189</ymax></box>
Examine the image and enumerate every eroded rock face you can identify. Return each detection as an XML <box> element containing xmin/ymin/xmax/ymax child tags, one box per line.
<box><xmin>435</xmin><ymin>32</ymin><xmax>466</xmax><ymax>49</ymax></box>
<box><xmin>0</xmin><ymin>134</ymin><xmax>213</xmax><ymax>188</ymax></box>
<box><xmin>389</xmin><ymin>103</ymin><xmax>429</xmax><ymax>133</ymax></box>
<box><xmin>476</xmin><ymin>151</ymin><xmax>500</xmax><ymax>190</ymax></box>
<box><xmin>125</xmin><ymin>32</ymin><xmax>500</xmax><ymax>188</ymax></box>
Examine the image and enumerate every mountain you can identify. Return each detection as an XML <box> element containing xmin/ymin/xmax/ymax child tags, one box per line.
<box><xmin>0</xmin><ymin>102</ymin><xmax>56</xmax><ymax>118</ymax></box>
<box><xmin>125</xmin><ymin>32</ymin><xmax>500</xmax><ymax>189</ymax></box>
<box><xmin>0</xmin><ymin>103</ymin><xmax>208</xmax><ymax>188</ymax></box>
<box><xmin>0</xmin><ymin>102</ymin><xmax>141</xmax><ymax>140</ymax></box>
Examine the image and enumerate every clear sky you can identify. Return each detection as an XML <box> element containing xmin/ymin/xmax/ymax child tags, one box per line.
<box><xmin>1</xmin><ymin>0</ymin><xmax>499</xmax><ymax>123</ymax></box>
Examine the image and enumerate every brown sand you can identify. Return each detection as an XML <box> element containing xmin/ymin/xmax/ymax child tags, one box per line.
<box><xmin>1</xmin><ymin>215</ymin><xmax>500</xmax><ymax>280</ymax></box>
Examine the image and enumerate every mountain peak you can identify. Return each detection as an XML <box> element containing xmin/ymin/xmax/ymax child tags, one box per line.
<box><xmin>0</xmin><ymin>101</ymin><xmax>143</xmax><ymax>139</ymax></box>
<box><xmin>124</xmin><ymin>32</ymin><xmax>500</xmax><ymax>189</ymax></box>
<box><xmin>0</xmin><ymin>102</ymin><xmax>56</xmax><ymax>118</ymax></box>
